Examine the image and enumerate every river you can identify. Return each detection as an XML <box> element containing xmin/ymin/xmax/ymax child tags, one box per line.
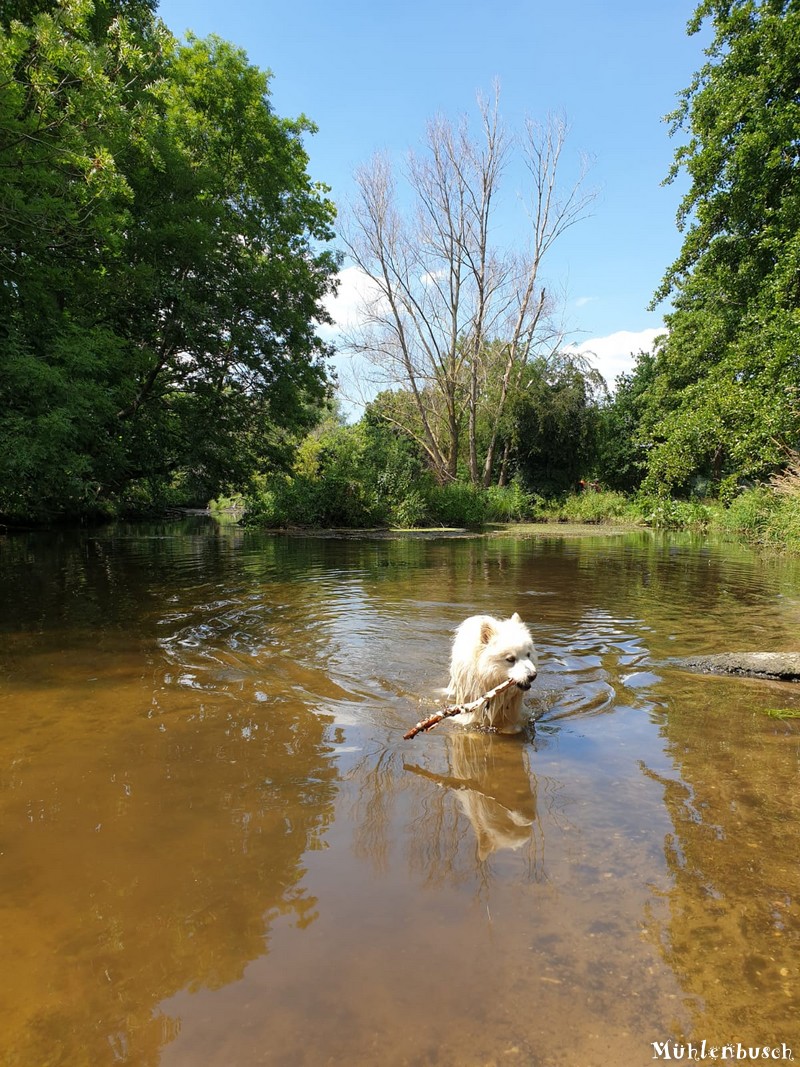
<box><xmin>1</xmin><ymin>519</ymin><xmax>799</xmax><ymax>1067</ymax></box>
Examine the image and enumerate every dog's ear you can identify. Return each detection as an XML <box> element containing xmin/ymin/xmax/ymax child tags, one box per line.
<box><xmin>479</xmin><ymin>618</ymin><xmax>496</xmax><ymax>644</ymax></box>
<box><xmin>510</xmin><ymin>612</ymin><xmax>522</xmax><ymax>623</ymax></box>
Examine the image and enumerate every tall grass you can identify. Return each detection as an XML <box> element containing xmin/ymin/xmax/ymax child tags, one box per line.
<box><xmin>532</xmin><ymin>490</ymin><xmax>638</xmax><ymax>525</ymax></box>
<box><xmin>716</xmin><ymin>486</ymin><xmax>800</xmax><ymax>550</ymax></box>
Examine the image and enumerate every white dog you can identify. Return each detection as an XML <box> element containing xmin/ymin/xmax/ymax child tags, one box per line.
<box><xmin>447</xmin><ymin>613</ymin><xmax>538</xmax><ymax>734</ymax></box>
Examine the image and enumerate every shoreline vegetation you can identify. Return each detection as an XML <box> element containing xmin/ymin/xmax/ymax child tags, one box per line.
<box><xmin>209</xmin><ymin>482</ymin><xmax>800</xmax><ymax>554</ymax></box>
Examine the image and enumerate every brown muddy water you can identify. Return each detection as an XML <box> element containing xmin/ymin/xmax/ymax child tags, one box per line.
<box><xmin>1</xmin><ymin>519</ymin><xmax>800</xmax><ymax>1067</ymax></box>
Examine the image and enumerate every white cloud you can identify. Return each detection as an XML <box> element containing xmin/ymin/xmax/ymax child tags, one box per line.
<box><xmin>420</xmin><ymin>268</ymin><xmax>447</xmax><ymax>287</ymax></box>
<box><xmin>319</xmin><ymin>266</ymin><xmax>386</xmax><ymax>419</ymax></box>
<box><xmin>574</xmin><ymin>295</ymin><xmax>595</xmax><ymax>308</ymax></box>
<box><xmin>567</xmin><ymin>327</ymin><xmax>664</xmax><ymax>387</ymax></box>
<box><xmin>320</xmin><ymin>265</ymin><xmax>386</xmax><ymax>337</ymax></box>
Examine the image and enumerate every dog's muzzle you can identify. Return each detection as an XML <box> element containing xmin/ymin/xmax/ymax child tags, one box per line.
<box><xmin>516</xmin><ymin>674</ymin><xmax>536</xmax><ymax>691</ymax></box>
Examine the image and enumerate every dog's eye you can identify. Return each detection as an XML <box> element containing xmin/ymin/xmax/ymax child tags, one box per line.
<box><xmin>506</xmin><ymin>655</ymin><xmax>516</xmax><ymax>664</ymax></box>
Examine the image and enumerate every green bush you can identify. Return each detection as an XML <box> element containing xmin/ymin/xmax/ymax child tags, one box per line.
<box><xmin>717</xmin><ymin>486</ymin><xmax>800</xmax><ymax>549</ymax></box>
<box><xmin>534</xmin><ymin>489</ymin><xmax>635</xmax><ymax>524</ymax></box>
<box><xmin>244</xmin><ymin>473</ymin><xmax>383</xmax><ymax>529</ymax></box>
<box><xmin>209</xmin><ymin>492</ymin><xmax>245</xmax><ymax>513</ymax></box>
<box><xmin>560</xmin><ymin>489</ymin><xmax>632</xmax><ymax>523</ymax></box>
<box><xmin>390</xmin><ymin>489</ymin><xmax>429</xmax><ymax>528</ymax></box>
<box><xmin>425</xmin><ymin>482</ymin><xmax>488</xmax><ymax>528</ymax></box>
<box><xmin>633</xmin><ymin>495</ymin><xmax>714</xmax><ymax>530</ymax></box>
<box><xmin>764</xmin><ymin>496</ymin><xmax>800</xmax><ymax>549</ymax></box>
<box><xmin>717</xmin><ymin>486</ymin><xmax>777</xmax><ymax>535</ymax></box>
<box><xmin>485</xmin><ymin>483</ymin><xmax>535</xmax><ymax>522</ymax></box>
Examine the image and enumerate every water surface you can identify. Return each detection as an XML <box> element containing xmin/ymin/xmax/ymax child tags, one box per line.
<box><xmin>1</xmin><ymin>520</ymin><xmax>799</xmax><ymax>1066</ymax></box>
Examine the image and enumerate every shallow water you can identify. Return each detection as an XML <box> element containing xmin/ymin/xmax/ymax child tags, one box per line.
<box><xmin>1</xmin><ymin>520</ymin><xmax>799</xmax><ymax>1067</ymax></box>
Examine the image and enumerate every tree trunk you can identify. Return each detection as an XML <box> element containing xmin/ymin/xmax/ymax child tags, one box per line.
<box><xmin>498</xmin><ymin>440</ymin><xmax>511</xmax><ymax>486</ymax></box>
<box><xmin>468</xmin><ymin>357</ymin><xmax>480</xmax><ymax>483</ymax></box>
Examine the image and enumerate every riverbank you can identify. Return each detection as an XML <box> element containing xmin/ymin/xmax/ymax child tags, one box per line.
<box><xmin>533</xmin><ymin>488</ymin><xmax>800</xmax><ymax>553</ymax></box>
<box><xmin>230</xmin><ymin>483</ymin><xmax>800</xmax><ymax>554</ymax></box>
<box><xmin>476</xmin><ymin>486</ymin><xmax>797</xmax><ymax>553</ymax></box>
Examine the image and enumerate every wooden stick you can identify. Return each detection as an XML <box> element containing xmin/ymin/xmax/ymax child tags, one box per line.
<box><xmin>403</xmin><ymin>677</ymin><xmax>518</xmax><ymax>740</ymax></box>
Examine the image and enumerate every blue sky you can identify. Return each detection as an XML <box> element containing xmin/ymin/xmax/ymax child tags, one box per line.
<box><xmin>157</xmin><ymin>0</ymin><xmax>710</xmax><ymax>389</ymax></box>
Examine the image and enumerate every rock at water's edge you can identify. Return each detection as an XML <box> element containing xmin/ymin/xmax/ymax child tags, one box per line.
<box><xmin>675</xmin><ymin>652</ymin><xmax>800</xmax><ymax>681</ymax></box>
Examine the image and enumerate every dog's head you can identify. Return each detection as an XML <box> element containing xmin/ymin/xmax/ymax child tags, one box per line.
<box><xmin>478</xmin><ymin>612</ymin><xmax>538</xmax><ymax>691</ymax></box>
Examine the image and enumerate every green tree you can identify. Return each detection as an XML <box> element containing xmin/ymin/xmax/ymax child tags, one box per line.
<box><xmin>113</xmin><ymin>32</ymin><xmax>338</xmax><ymax>504</ymax></box>
<box><xmin>647</xmin><ymin>0</ymin><xmax>800</xmax><ymax>496</ymax></box>
<box><xmin>0</xmin><ymin>2</ymin><xmax>338</xmax><ymax>522</ymax></box>
<box><xmin>509</xmin><ymin>352</ymin><xmax>606</xmax><ymax>495</ymax></box>
<box><xmin>360</xmin><ymin>394</ymin><xmax>433</xmax><ymax>522</ymax></box>
<box><xmin>0</xmin><ymin>0</ymin><xmax>165</xmax><ymax>519</ymax></box>
<box><xmin>596</xmin><ymin>351</ymin><xmax>658</xmax><ymax>492</ymax></box>
<box><xmin>245</xmin><ymin>413</ymin><xmax>388</xmax><ymax>529</ymax></box>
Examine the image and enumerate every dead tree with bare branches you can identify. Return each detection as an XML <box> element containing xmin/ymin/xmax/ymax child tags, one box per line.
<box><xmin>341</xmin><ymin>89</ymin><xmax>594</xmax><ymax>486</ymax></box>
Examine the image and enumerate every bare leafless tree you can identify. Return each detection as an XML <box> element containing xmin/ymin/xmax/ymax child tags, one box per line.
<box><xmin>340</xmin><ymin>89</ymin><xmax>594</xmax><ymax>485</ymax></box>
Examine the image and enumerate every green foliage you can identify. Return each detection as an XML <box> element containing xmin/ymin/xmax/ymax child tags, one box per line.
<box><xmin>422</xmin><ymin>483</ymin><xmax>488</xmax><ymax>528</ymax></box>
<box><xmin>595</xmin><ymin>352</ymin><xmax>658</xmax><ymax>492</ymax></box>
<box><xmin>0</xmin><ymin>3</ymin><xmax>338</xmax><ymax>523</ymax></box>
<box><xmin>484</xmin><ymin>483</ymin><xmax>535</xmax><ymax>522</ymax></box>
<box><xmin>718</xmin><ymin>486</ymin><xmax>780</xmax><ymax>537</ymax></box>
<box><xmin>535</xmin><ymin>490</ymin><xmax>636</xmax><ymax>525</ymax></box>
<box><xmin>390</xmin><ymin>490</ymin><xmax>428</xmax><ymax>529</ymax></box>
<box><xmin>640</xmin><ymin>331</ymin><xmax>798</xmax><ymax>498</ymax></box>
<box><xmin>360</xmin><ymin>398</ymin><xmax>431</xmax><ymax>513</ymax></box>
<box><xmin>643</xmin><ymin>0</ymin><xmax>800</xmax><ymax>495</ymax></box>
<box><xmin>209</xmin><ymin>492</ymin><xmax>245</xmax><ymax>513</ymax></box>
<box><xmin>563</xmin><ymin>490</ymin><xmax>633</xmax><ymax>524</ymax></box>
<box><xmin>716</xmin><ymin>485</ymin><xmax>800</xmax><ymax>548</ymax></box>
<box><xmin>632</xmin><ymin>495</ymin><xmax>715</xmax><ymax>531</ymax></box>
<box><xmin>244</xmin><ymin>404</ymin><xmax>800</xmax><ymax>550</ymax></box>
<box><xmin>245</xmin><ymin>422</ymin><xmax>385</xmax><ymax>528</ymax></box>
<box><xmin>244</xmin><ymin>408</ymin><xmax>541</xmax><ymax>530</ymax></box>
<box><xmin>247</xmin><ymin>473</ymin><xmax>502</xmax><ymax>531</ymax></box>
<box><xmin>509</xmin><ymin>353</ymin><xmax>606</xmax><ymax>495</ymax></box>
<box><xmin>246</xmin><ymin>472</ymin><xmax>382</xmax><ymax>529</ymax></box>
<box><xmin>527</xmin><ymin>489</ymin><xmax>723</xmax><ymax>531</ymax></box>
<box><xmin>397</xmin><ymin>481</ymin><xmax>531</xmax><ymax>528</ymax></box>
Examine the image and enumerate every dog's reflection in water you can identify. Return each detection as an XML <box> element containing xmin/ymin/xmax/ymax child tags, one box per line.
<box><xmin>406</xmin><ymin>731</ymin><xmax>537</xmax><ymax>861</ymax></box>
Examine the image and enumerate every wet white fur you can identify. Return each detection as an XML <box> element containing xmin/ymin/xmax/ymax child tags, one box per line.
<box><xmin>447</xmin><ymin>613</ymin><xmax>538</xmax><ymax>734</ymax></box>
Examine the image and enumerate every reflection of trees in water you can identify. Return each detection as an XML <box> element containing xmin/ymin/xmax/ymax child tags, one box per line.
<box><xmin>350</xmin><ymin>731</ymin><xmax>546</xmax><ymax>883</ymax></box>
<box><xmin>559</xmin><ymin>535</ymin><xmax>800</xmax><ymax>657</ymax></box>
<box><xmin>0</xmin><ymin>525</ymin><xmax>343</xmax><ymax>1067</ymax></box>
<box><xmin>640</xmin><ymin>689</ymin><xmax>800</xmax><ymax>1043</ymax></box>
